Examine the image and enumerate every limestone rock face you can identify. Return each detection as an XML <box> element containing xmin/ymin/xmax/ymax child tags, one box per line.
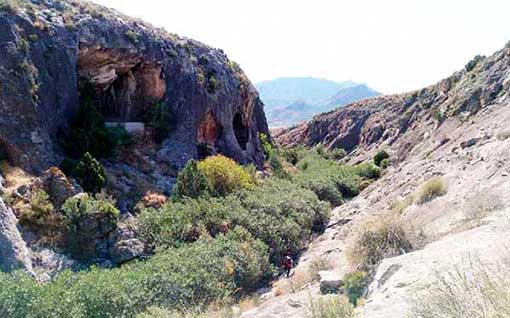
<box><xmin>32</xmin><ymin>166</ymin><xmax>82</xmax><ymax>208</ymax></box>
<box><xmin>0</xmin><ymin>0</ymin><xmax>269</xmax><ymax>173</ymax></box>
<box><xmin>0</xmin><ymin>197</ymin><xmax>33</xmax><ymax>273</ymax></box>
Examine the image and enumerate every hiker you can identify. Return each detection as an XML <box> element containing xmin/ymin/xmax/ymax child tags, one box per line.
<box><xmin>283</xmin><ymin>254</ymin><xmax>293</xmax><ymax>278</ymax></box>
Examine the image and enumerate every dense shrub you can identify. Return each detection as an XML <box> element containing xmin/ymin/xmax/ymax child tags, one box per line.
<box><xmin>294</xmin><ymin>153</ymin><xmax>361</xmax><ymax>204</ymax></box>
<box><xmin>0</xmin><ymin>229</ymin><xmax>271</xmax><ymax>317</ymax></box>
<box><xmin>343</xmin><ymin>271</ymin><xmax>367</xmax><ymax>306</ymax></box>
<box><xmin>268</xmin><ymin>151</ymin><xmax>289</xmax><ymax>179</ymax></box>
<box><xmin>145</xmin><ymin>102</ymin><xmax>174</xmax><ymax>142</ymax></box>
<box><xmin>329</xmin><ymin>148</ymin><xmax>347</xmax><ymax>160</ymax></box>
<box><xmin>197</xmin><ymin>155</ymin><xmax>254</xmax><ymax>196</ymax></box>
<box><xmin>373</xmin><ymin>150</ymin><xmax>389</xmax><ymax>167</ymax></box>
<box><xmin>73</xmin><ymin>152</ymin><xmax>106</xmax><ymax>193</ymax></box>
<box><xmin>259</xmin><ymin>133</ymin><xmax>273</xmax><ymax>157</ymax></box>
<box><xmin>138</xmin><ymin>196</ymin><xmax>242</xmax><ymax>248</ymax></box>
<box><xmin>380</xmin><ymin>158</ymin><xmax>390</xmax><ymax>169</ymax></box>
<box><xmin>281</xmin><ymin>145</ymin><xmax>307</xmax><ymax>165</ymax></box>
<box><xmin>353</xmin><ymin>162</ymin><xmax>381</xmax><ymax>179</ymax></box>
<box><xmin>172</xmin><ymin>160</ymin><xmax>211</xmax><ymax>199</ymax></box>
<box><xmin>347</xmin><ymin>214</ymin><xmax>412</xmax><ymax>271</ymax></box>
<box><xmin>61</xmin><ymin>193</ymin><xmax>119</xmax><ymax>260</ymax></box>
<box><xmin>233</xmin><ymin>178</ymin><xmax>330</xmax><ymax>264</ymax></box>
<box><xmin>417</xmin><ymin>177</ymin><xmax>447</xmax><ymax>204</ymax></box>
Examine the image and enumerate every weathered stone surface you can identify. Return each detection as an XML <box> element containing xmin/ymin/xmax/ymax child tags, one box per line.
<box><xmin>0</xmin><ymin>0</ymin><xmax>269</xmax><ymax>174</ymax></box>
<box><xmin>318</xmin><ymin>270</ymin><xmax>343</xmax><ymax>294</ymax></box>
<box><xmin>32</xmin><ymin>166</ymin><xmax>82</xmax><ymax>207</ymax></box>
<box><xmin>107</xmin><ymin>214</ymin><xmax>145</xmax><ymax>264</ymax></box>
<box><xmin>0</xmin><ymin>197</ymin><xmax>33</xmax><ymax>273</ymax></box>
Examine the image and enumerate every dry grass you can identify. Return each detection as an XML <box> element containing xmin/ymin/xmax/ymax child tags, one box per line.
<box><xmin>417</xmin><ymin>178</ymin><xmax>447</xmax><ymax>204</ymax></box>
<box><xmin>390</xmin><ymin>195</ymin><xmax>415</xmax><ymax>215</ymax></box>
<box><xmin>0</xmin><ymin>161</ymin><xmax>34</xmax><ymax>193</ymax></box>
<box><xmin>346</xmin><ymin>212</ymin><xmax>412</xmax><ymax>271</ymax></box>
<box><xmin>410</xmin><ymin>257</ymin><xmax>510</xmax><ymax>318</ymax></box>
<box><xmin>308</xmin><ymin>295</ymin><xmax>354</xmax><ymax>318</ymax></box>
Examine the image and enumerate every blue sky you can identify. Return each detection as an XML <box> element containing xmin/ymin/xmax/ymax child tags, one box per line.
<box><xmin>92</xmin><ymin>0</ymin><xmax>510</xmax><ymax>94</ymax></box>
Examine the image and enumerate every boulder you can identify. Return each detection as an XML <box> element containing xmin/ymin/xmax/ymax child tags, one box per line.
<box><xmin>319</xmin><ymin>270</ymin><xmax>344</xmax><ymax>294</ymax></box>
<box><xmin>0</xmin><ymin>197</ymin><xmax>33</xmax><ymax>273</ymax></box>
<box><xmin>107</xmin><ymin>214</ymin><xmax>145</xmax><ymax>264</ymax></box>
<box><xmin>460</xmin><ymin>137</ymin><xmax>480</xmax><ymax>149</ymax></box>
<box><xmin>32</xmin><ymin>167</ymin><xmax>82</xmax><ymax>208</ymax></box>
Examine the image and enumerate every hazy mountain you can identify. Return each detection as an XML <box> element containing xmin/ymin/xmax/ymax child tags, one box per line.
<box><xmin>256</xmin><ymin>77</ymin><xmax>380</xmax><ymax>127</ymax></box>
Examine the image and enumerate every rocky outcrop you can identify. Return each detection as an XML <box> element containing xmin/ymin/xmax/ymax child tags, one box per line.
<box><xmin>275</xmin><ymin>44</ymin><xmax>510</xmax><ymax>165</ymax></box>
<box><xmin>0</xmin><ymin>196</ymin><xmax>33</xmax><ymax>273</ymax></box>
<box><xmin>32</xmin><ymin>166</ymin><xmax>82</xmax><ymax>207</ymax></box>
<box><xmin>0</xmin><ymin>0</ymin><xmax>269</xmax><ymax>174</ymax></box>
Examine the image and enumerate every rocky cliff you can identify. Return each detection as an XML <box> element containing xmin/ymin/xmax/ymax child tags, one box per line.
<box><xmin>0</xmin><ymin>0</ymin><xmax>269</xmax><ymax>175</ymax></box>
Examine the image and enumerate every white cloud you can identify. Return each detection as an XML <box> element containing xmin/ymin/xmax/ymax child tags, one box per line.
<box><xmin>91</xmin><ymin>0</ymin><xmax>510</xmax><ymax>94</ymax></box>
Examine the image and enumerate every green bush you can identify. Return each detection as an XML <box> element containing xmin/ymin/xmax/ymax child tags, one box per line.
<box><xmin>380</xmin><ymin>158</ymin><xmax>390</xmax><ymax>169</ymax></box>
<box><xmin>294</xmin><ymin>153</ymin><xmax>361</xmax><ymax>204</ymax></box>
<box><xmin>61</xmin><ymin>193</ymin><xmax>119</xmax><ymax>260</ymax></box>
<box><xmin>353</xmin><ymin>162</ymin><xmax>381</xmax><ymax>179</ymax></box>
<box><xmin>18</xmin><ymin>190</ymin><xmax>55</xmax><ymax>229</ymax></box>
<box><xmin>145</xmin><ymin>102</ymin><xmax>174</xmax><ymax>142</ymax></box>
<box><xmin>329</xmin><ymin>148</ymin><xmax>347</xmax><ymax>160</ymax></box>
<box><xmin>268</xmin><ymin>151</ymin><xmax>289</xmax><ymax>179</ymax></box>
<box><xmin>172</xmin><ymin>160</ymin><xmax>211</xmax><ymax>199</ymax></box>
<box><xmin>373</xmin><ymin>150</ymin><xmax>389</xmax><ymax>167</ymax></box>
<box><xmin>137</xmin><ymin>196</ymin><xmax>242</xmax><ymax>248</ymax></box>
<box><xmin>0</xmin><ymin>230</ymin><xmax>271</xmax><ymax>317</ymax></box>
<box><xmin>281</xmin><ymin>145</ymin><xmax>307</xmax><ymax>165</ymax></box>
<box><xmin>259</xmin><ymin>133</ymin><xmax>273</xmax><ymax>157</ymax></box>
<box><xmin>73</xmin><ymin>152</ymin><xmax>106</xmax><ymax>193</ymax></box>
<box><xmin>343</xmin><ymin>271</ymin><xmax>367</xmax><ymax>306</ymax></box>
<box><xmin>233</xmin><ymin>178</ymin><xmax>330</xmax><ymax>264</ymax></box>
<box><xmin>197</xmin><ymin>155</ymin><xmax>254</xmax><ymax>196</ymax></box>
<box><xmin>308</xmin><ymin>295</ymin><xmax>354</xmax><ymax>318</ymax></box>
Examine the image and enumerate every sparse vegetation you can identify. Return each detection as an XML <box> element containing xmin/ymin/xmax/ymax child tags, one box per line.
<box><xmin>380</xmin><ymin>158</ymin><xmax>390</xmax><ymax>169</ymax></box>
<box><xmin>417</xmin><ymin>177</ymin><xmax>447</xmax><ymax>204</ymax></box>
<box><xmin>347</xmin><ymin>213</ymin><xmax>412</xmax><ymax>271</ymax></box>
<box><xmin>308</xmin><ymin>295</ymin><xmax>354</xmax><ymax>318</ymax></box>
<box><xmin>390</xmin><ymin>195</ymin><xmax>414</xmax><ymax>215</ymax></box>
<box><xmin>343</xmin><ymin>271</ymin><xmax>367</xmax><ymax>306</ymax></box>
<box><xmin>410</xmin><ymin>258</ymin><xmax>510</xmax><ymax>318</ymax></box>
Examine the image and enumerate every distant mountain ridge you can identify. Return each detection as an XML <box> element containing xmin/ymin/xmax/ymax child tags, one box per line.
<box><xmin>256</xmin><ymin>77</ymin><xmax>380</xmax><ymax>127</ymax></box>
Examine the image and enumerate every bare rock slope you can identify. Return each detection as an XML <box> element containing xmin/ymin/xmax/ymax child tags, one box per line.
<box><xmin>247</xmin><ymin>45</ymin><xmax>510</xmax><ymax>317</ymax></box>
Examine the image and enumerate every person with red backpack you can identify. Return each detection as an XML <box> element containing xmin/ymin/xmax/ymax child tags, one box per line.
<box><xmin>283</xmin><ymin>253</ymin><xmax>293</xmax><ymax>278</ymax></box>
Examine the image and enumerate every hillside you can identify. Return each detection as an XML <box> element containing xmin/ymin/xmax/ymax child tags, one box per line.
<box><xmin>244</xmin><ymin>45</ymin><xmax>510</xmax><ymax>317</ymax></box>
<box><xmin>256</xmin><ymin>77</ymin><xmax>379</xmax><ymax>127</ymax></box>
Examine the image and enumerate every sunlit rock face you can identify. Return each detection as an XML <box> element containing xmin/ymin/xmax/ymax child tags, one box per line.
<box><xmin>0</xmin><ymin>0</ymin><xmax>269</xmax><ymax>173</ymax></box>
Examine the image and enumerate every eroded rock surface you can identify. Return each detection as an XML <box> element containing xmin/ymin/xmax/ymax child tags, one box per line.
<box><xmin>0</xmin><ymin>0</ymin><xmax>269</xmax><ymax>174</ymax></box>
<box><xmin>0</xmin><ymin>197</ymin><xmax>33</xmax><ymax>273</ymax></box>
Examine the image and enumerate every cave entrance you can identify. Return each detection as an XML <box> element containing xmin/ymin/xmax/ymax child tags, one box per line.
<box><xmin>233</xmin><ymin>113</ymin><xmax>249</xmax><ymax>150</ymax></box>
<box><xmin>77</xmin><ymin>48</ymin><xmax>166</xmax><ymax>123</ymax></box>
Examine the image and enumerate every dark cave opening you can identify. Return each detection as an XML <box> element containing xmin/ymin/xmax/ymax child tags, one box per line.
<box><xmin>233</xmin><ymin>113</ymin><xmax>249</xmax><ymax>150</ymax></box>
<box><xmin>76</xmin><ymin>48</ymin><xmax>166</xmax><ymax>123</ymax></box>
